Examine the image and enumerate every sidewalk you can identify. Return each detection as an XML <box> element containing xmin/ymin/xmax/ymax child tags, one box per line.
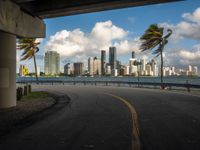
<box><xmin>0</xmin><ymin>91</ymin><xmax>56</xmax><ymax>138</ymax></box>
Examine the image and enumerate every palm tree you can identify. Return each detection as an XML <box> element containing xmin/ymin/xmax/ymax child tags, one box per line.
<box><xmin>140</xmin><ymin>24</ymin><xmax>172</xmax><ymax>89</ymax></box>
<box><xmin>17</xmin><ymin>38</ymin><xmax>40</xmax><ymax>83</ymax></box>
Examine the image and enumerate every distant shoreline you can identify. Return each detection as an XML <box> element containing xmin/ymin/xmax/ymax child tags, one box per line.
<box><xmin>17</xmin><ymin>76</ymin><xmax>200</xmax><ymax>85</ymax></box>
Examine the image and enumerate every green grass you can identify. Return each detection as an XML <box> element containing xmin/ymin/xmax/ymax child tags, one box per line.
<box><xmin>22</xmin><ymin>91</ymin><xmax>49</xmax><ymax>101</ymax></box>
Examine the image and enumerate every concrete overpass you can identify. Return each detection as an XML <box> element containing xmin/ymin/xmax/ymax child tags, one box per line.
<box><xmin>0</xmin><ymin>0</ymin><xmax>182</xmax><ymax>108</ymax></box>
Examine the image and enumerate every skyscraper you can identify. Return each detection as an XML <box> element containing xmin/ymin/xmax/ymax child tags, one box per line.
<box><xmin>151</xmin><ymin>59</ymin><xmax>158</xmax><ymax>76</ymax></box>
<box><xmin>109</xmin><ymin>46</ymin><xmax>117</xmax><ymax>70</ymax></box>
<box><xmin>44</xmin><ymin>51</ymin><xmax>60</xmax><ymax>75</ymax></box>
<box><xmin>64</xmin><ymin>63</ymin><xmax>71</xmax><ymax>75</ymax></box>
<box><xmin>101</xmin><ymin>50</ymin><xmax>106</xmax><ymax>75</ymax></box>
<box><xmin>132</xmin><ymin>51</ymin><xmax>135</xmax><ymax>58</ymax></box>
<box><xmin>93</xmin><ymin>57</ymin><xmax>101</xmax><ymax>75</ymax></box>
<box><xmin>129</xmin><ymin>58</ymin><xmax>137</xmax><ymax>75</ymax></box>
<box><xmin>141</xmin><ymin>58</ymin><xmax>146</xmax><ymax>71</ymax></box>
<box><xmin>88</xmin><ymin>57</ymin><xmax>94</xmax><ymax>75</ymax></box>
<box><xmin>193</xmin><ymin>66</ymin><xmax>198</xmax><ymax>76</ymax></box>
<box><xmin>74</xmin><ymin>62</ymin><xmax>84</xmax><ymax>76</ymax></box>
<box><xmin>188</xmin><ymin>65</ymin><xmax>192</xmax><ymax>72</ymax></box>
<box><xmin>88</xmin><ymin>57</ymin><xmax>101</xmax><ymax>76</ymax></box>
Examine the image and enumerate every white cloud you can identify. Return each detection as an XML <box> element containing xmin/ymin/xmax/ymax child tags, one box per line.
<box><xmin>179</xmin><ymin>49</ymin><xmax>200</xmax><ymax>60</ymax></box>
<box><xmin>160</xmin><ymin>7</ymin><xmax>200</xmax><ymax>41</ymax></box>
<box><xmin>182</xmin><ymin>7</ymin><xmax>200</xmax><ymax>23</ymax></box>
<box><xmin>91</xmin><ymin>20</ymin><xmax>128</xmax><ymax>43</ymax></box>
<box><xmin>36</xmin><ymin>38</ymin><xmax>44</xmax><ymax>43</ymax></box>
<box><xmin>114</xmin><ymin>38</ymin><xmax>141</xmax><ymax>55</ymax></box>
<box><xmin>164</xmin><ymin>45</ymin><xmax>200</xmax><ymax>68</ymax></box>
<box><xmin>45</xmin><ymin>29</ymin><xmax>88</xmax><ymax>58</ymax></box>
<box><xmin>44</xmin><ymin>20</ymin><xmax>136</xmax><ymax>63</ymax></box>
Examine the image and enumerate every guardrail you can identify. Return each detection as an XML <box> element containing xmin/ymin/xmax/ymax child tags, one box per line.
<box><xmin>17</xmin><ymin>80</ymin><xmax>200</xmax><ymax>92</ymax></box>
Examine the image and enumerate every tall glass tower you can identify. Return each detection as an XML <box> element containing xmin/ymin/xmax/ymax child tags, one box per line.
<box><xmin>132</xmin><ymin>51</ymin><xmax>135</xmax><ymax>58</ymax></box>
<box><xmin>109</xmin><ymin>46</ymin><xmax>117</xmax><ymax>70</ymax></box>
<box><xmin>101</xmin><ymin>50</ymin><xmax>106</xmax><ymax>75</ymax></box>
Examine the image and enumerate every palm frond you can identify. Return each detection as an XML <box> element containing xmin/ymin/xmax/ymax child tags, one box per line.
<box><xmin>152</xmin><ymin>44</ymin><xmax>162</xmax><ymax>54</ymax></box>
<box><xmin>140</xmin><ymin>24</ymin><xmax>172</xmax><ymax>55</ymax></box>
<box><xmin>163</xmin><ymin>29</ymin><xmax>172</xmax><ymax>40</ymax></box>
<box><xmin>17</xmin><ymin>38</ymin><xmax>40</xmax><ymax>61</ymax></box>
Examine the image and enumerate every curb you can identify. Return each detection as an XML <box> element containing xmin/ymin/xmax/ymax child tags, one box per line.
<box><xmin>0</xmin><ymin>92</ymin><xmax>71</xmax><ymax>140</ymax></box>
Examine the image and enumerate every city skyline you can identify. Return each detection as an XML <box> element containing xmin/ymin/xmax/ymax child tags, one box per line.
<box><xmin>17</xmin><ymin>0</ymin><xmax>200</xmax><ymax>74</ymax></box>
<box><xmin>63</xmin><ymin>46</ymin><xmax>198</xmax><ymax>77</ymax></box>
<box><xmin>18</xmin><ymin>45</ymin><xmax>199</xmax><ymax>77</ymax></box>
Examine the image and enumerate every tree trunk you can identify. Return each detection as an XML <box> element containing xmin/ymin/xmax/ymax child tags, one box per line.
<box><xmin>160</xmin><ymin>47</ymin><xmax>164</xmax><ymax>89</ymax></box>
<box><xmin>33</xmin><ymin>54</ymin><xmax>38</xmax><ymax>84</ymax></box>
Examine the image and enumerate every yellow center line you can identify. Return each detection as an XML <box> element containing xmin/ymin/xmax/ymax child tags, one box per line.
<box><xmin>104</xmin><ymin>93</ymin><xmax>140</xmax><ymax>150</ymax></box>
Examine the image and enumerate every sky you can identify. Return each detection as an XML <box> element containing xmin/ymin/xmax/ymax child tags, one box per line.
<box><xmin>17</xmin><ymin>0</ymin><xmax>200</xmax><ymax>73</ymax></box>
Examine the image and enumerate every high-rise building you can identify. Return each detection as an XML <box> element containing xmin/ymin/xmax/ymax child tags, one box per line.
<box><xmin>19</xmin><ymin>65</ymin><xmax>24</xmax><ymax>77</ymax></box>
<box><xmin>101</xmin><ymin>50</ymin><xmax>106</xmax><ymax>75</ymax></box>
<box><xmin>171</xmin><ymin>66</ymin><xmax>176</xmax><ymax>75</ymax></box>
<box><xmin>141</xmin><ymin>58</ymin><xmax>146</xmax><ymax>71</ymax></box>
<box><xmin>106</xmin><ymin>65</ymin><xmax>111</xmax><ymax>75</ymax></box>
<box><xmin>129</xmin><ymin>58</ymin><xmax>137</xmax><ymax>75</ymax></box>
<box><xmin>74</xmin><ymin>62</ymin><xmax>84</xmax><ymax>76</ymax></box>
<box><xmin>150</xmin><ymin>59</ymin><xmax>158</xmax><ymax>76</ymax></box>
<box><xmin>88</xmin><ymin>57</ymin><xmax>101</xmax><ymax>76</ymax></box>
<box><xmin>109</xmin><ymin>46</ymin><xmax>117</xmax><ymax>70</ymax></box>
<box><xmin>124</xmin><ymin>65</ymin><xmax>130</xmax><ymax>76</ymax></box>
<box><xmin>88</xmin><ymin>57</ymin><xmax>94</xmax><ymax>75</ymax></box>
<box><xmin>132</xmin><ymin>51</ymin><xmax>135</xmax><ymax>58</ymax></box>
<box><xmin>44</xmin><ymin>51</ymin><xmax>60</xmax><ymax>75</ymax></box>
<box><xmin>93</xmin><ymin>57</ymin><xmax>101</xmax><ymax>75</ymax></box>
<box><xmin>129</xmin><ymin>58</ymin><xmax>136</xmax><ymax>66</ymax></box>
<box><xmin>19</xmin><ymin>65</ymin><xmax>28</xmax><ymax>76</ymax></box>
<box><xmin>64</xmin><ymin>63</ymin><xmax>71</xmax><ymax>75</ymax></box>
<box><xmin>119</xmin><ymin>66</ymin><xmax>125</xmax><ymax>76</ymax></box>
<box><xmin>116</xmin><ymin>60</ymin><xmax>121</xmax><ymax>70</ymax></box>
<box><xmin>112</xmin><ymin>69</ymin><xmax>118</xmax><ymax>76</ymax></box>
<box><xmin>37</xmin><ymin>66</ymin><xmax>40</xmax><ymax>76</ymax></box>
<box><xmin>188</xmin><ymin>65</ymin><xmax>192</xmax><ymax>72</ymax></box>
<box><xmin>193</xmin><ymin>66</ymin><xmax>198</xmax><ymax>76</ymax></box>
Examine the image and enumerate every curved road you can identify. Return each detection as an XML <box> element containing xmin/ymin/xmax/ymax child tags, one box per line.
<box><xmin>1</xmin><ymin>85</ymin><xmax>200</xmax><ymax>150</ymax></box>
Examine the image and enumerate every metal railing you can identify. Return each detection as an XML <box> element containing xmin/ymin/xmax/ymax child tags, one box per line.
<box><xmin>17</xmin><ymin>80</ymin><xmax>200</xmax><ymax>92</ymax></box>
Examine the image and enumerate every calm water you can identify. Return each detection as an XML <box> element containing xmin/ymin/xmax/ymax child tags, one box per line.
<box><xmin>17</xmin><ymin>76</ymin><xmax>200</xmax><ymax>85</ymax></box>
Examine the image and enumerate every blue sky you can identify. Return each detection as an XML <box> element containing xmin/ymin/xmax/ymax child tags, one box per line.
<box><xmin>44</xmin><ymin>0</ymin><xmax>197</xmax><ymax>37</ymax></box>
<box><xmin>18</xmin><ymin>0</ymin><xmax>200</xmax><ymax>72</ymax></box>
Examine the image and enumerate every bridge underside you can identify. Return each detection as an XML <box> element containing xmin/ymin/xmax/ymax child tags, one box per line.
<box><xmin>12</xmin><ymin>0</ymin><xmax>182</xmax><ymax>19</ymax></box>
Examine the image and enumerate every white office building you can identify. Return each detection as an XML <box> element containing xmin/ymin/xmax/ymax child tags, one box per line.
<box><xmin>88</xmin><ymin>57</ymin><xmax>101</xmax><ymax>75</ymax></box>
<box><xmin>106</xmin><ymin>65</ymin><xmax>111</xmax><ymax>75</ymax></box>
<box><xmin>193</xmin><ymin>66</ymin><xmax>198</xmax><ymax>76</ymax></box>
<box><xmin>146</xmin><ymin>64</ymin><xmax>153</xmax><ymax>76</ymax></box>
<box><xmin>44</xmin><ymin>51</ymin><xmax>60</xmax><ymax>75</ymax></box>
<box><xmin>141</xmin><ymin>58</ymin><xmax>146</xmax><ymax>71</ymax></box>
<box><xmin>130</xmin><ymin>65</ymin><xmax>137</xmax><ymax>75</ymax></box>
<box><xmin>129</xmin><ymin>58</ymin><xmax>137</xmax><ymax>75</ymax></box>
<box><xmin>124</xmin><ymin>65</ymin><xmax>130</xmax><ymax>75</ymax></box>
<box><xmin>37</xmin><ymin>66</ymin><xmax>40</xmax><ymax>76</ymax></box>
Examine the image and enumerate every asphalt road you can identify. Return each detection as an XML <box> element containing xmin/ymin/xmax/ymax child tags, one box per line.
<box><xmin>1</xmin><ymin>85</ymin><xmax>200</xmax><ymax>150</ymax></box>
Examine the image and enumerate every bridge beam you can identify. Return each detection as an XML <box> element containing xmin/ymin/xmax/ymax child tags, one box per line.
<box><xmin>0</xmin><ymin>0</ymin><xmax>45</xmax><ymax>38</ymax></box>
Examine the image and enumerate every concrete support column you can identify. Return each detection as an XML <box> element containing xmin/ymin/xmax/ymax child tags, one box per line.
<box><xmin>0</xmin><ymin>31</ymin><xmax>16</xmax><ymax>108</ymax></box>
